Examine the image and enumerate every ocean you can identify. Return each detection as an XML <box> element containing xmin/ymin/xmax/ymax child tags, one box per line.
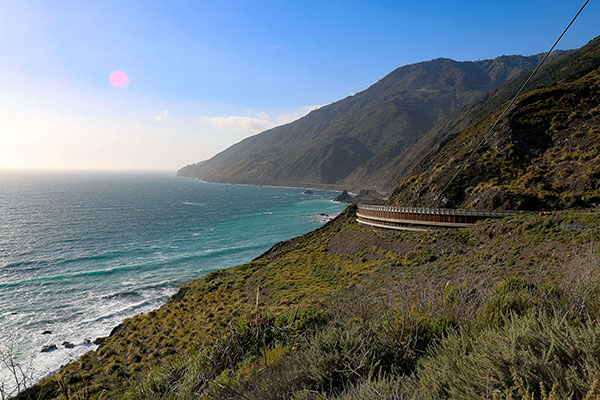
<box><xmin>0</xmin><ymin>171</ymin><xmax>345</xmax><ymax>389</ymax></box>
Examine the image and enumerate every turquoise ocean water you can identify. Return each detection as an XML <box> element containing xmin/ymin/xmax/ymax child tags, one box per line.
<box><xmin>0</xmin><ymin>171</ymin><xmax>345</xmax><ymax>388</ymax></box>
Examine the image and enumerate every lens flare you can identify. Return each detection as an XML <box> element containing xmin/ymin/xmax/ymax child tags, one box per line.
<box><xmin>109</xmin><ymin>70</ymin><xmax>130</xmax><ymax>90</ymax></box>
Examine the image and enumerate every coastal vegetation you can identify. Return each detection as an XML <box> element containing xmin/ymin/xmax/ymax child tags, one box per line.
<box><xmin>15</xmin><ymin>207</ymin><xmax>600</xmax><ymax>399</ymax></box>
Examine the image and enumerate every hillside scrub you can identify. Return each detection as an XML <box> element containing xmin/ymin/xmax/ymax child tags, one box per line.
<box><xmin>390</xmin><ymin>43</ymin><xmax>600</xmax><ymax>211</ymax></box>
<box><xmin>124</xmin><ymin>266</ymin><xmax>600</xmax><ymax>399</ymax></box>
<box><xmin>14</xmin><ymin>206</ymin><xmax>600</xmax><ymax>399</ymax></box>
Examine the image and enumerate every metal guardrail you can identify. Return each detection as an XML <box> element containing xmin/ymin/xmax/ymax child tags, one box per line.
<box><xmin>358</xmin><ymin>204</ymin><xmax>524</xmax><ymax>218</ymax></box>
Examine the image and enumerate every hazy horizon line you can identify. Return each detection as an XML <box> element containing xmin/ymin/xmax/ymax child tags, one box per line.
<box><xmin>0</xmin><ymin>167</ymin><xmax>178</xmax><ymax>174</ymax></box>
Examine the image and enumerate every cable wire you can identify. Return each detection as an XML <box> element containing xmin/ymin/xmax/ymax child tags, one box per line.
<box><xmin>430</xmin><ymin>0</ymin><xmax>590</xmax><ymax>207</ymax></box>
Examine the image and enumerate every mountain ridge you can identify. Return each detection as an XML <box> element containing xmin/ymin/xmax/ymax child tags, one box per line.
<box><xmin>178</xmin><ymin>53</ymin><xmax>552</xmax><ymax>191</ymax></box>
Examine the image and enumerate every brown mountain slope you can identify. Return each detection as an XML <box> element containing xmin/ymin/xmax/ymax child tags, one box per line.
<box><xmin>178</xmin><ymin>55</ymin><xmax>547</xmax><ymax>190</ymax></box>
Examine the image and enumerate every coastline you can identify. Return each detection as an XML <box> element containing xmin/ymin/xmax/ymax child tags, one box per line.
<box><xmin>2</xmin><ymin>176</ymin><xmax>346</xmax><ymax>394</ymax></box>
<box><xmin>176</xmin><ymin>174</ymin><xmax>359</xmax><ymax>199</ymax></box>
<box><xmin>175</xmin><ymin>174</ymin><xmax>356</xmax><ymax>194</ymax></box>
<box><xmin>17</xmin><ymin>205</ymin><xmax>600</xmax><ymax>398</ymax></box>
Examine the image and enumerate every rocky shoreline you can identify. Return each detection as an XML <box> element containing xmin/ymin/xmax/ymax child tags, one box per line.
<box><xmin>38</xmin><ymin>334</ymin><xmax>108</xmax><ymax>353</ymax></box>
<box><xmin>333</xmin><ymin>189</ymin><xmax>386</xmax><ymax>204</ymax></box>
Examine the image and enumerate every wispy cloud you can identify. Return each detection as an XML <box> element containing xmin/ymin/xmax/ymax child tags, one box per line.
<box><xmin>267</xmin><ymin>44</ymin><xmax>283</xmax><ymax>51</ymax></box>
<box><xmin>197</xmin><ymin>105</ymin><xmax>321</xmax><ymax>142</ymax></box>
<box><xmin>154</xmin><ymin>110</ymin><xmax>168</xmax><ymax>121</ymax></box>
<box><xmin>198</xmin><ymin>115</ymin><xmax>274</xmax><ymax>136</ymax></box>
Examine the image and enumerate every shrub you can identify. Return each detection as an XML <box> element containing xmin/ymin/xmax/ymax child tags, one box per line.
<box><xmin>275</xmin><ymin>307</ymin><xmax>331</xmax><ymax>336</ymax></box>
<box><xmin>379</xmin><ymin>308</ymin><xmax>457</xmax><ymax>376</ymax></box>
<box><xmin>209</xmin><ymin>312</ymin><xmax>278</xmax><ymax>372</ymax></box>
<box><xmin>126</xmin><ymin>353</ymin><xmax>216</xmax><ymax>400</ymax></box>
<box><xmin>406</xmin><ymin>313</ymin><xmax>600</xmax><ymax>399</ymax></box>
<box><xmin>479</xmin><ymin>277</ymin><xmax>539</xmax><ymax>327</ymax></box>
<box><xmin>300</xmin><ymin>324</ymin><xmax>377</xmax><ymax>393</ymax></box>
<box><xmin>209</xmin><ymin>344</ymin><xmax>302</xmax><ymax>400</ymax></box>
<box><xmin>335</xmin><ymin>375</ymin><xmax>407</xmax><ymax>400</ymax></box>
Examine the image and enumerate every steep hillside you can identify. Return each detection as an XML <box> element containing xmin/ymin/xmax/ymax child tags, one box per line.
<box><xmin>178</xmin><ymin>55</ymin><xmax>547</xmax><ymax>191</ymax></box>
<box><xmin>382</xmin><ymin>36</ymin><xmax>600</xmax><ymax>195</ymax></box>
<box><xmin>389</xmin><ymin>36</ymin><xmax>600</xmax><ymax>210</ymax></box>
<box><xmin>17</xmin><ymin>207</ymin><xmax>600</xmax><ymax>399</ymax></box>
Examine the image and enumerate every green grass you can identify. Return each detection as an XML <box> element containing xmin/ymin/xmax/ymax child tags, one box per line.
<box><xmin>13</xmin><ymin>206</ymin><xmax>600</xmax><ymax>399</ymax></box>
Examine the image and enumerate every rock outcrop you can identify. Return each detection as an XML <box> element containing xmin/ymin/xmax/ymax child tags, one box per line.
<box><xmin>41</xmin><ymin>344</ymin><xmax>57</xmax><ymax>353</ymax></box>
<box><xmin>333</xmin><ymin>190</ymin><xmax>354</xmax><ymax>203</ymax></box>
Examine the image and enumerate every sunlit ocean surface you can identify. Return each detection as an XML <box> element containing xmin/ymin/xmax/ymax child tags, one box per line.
<box><xmin>0</xmin><ymin>171</ymin><xmax>345</xmax><ymax>387</ymax></box>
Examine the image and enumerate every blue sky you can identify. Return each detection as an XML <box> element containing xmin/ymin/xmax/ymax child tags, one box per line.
<box><xmin>0</xmin><ymin>0</ymin><xmax>598</xmax><ymax>170</ymax></box>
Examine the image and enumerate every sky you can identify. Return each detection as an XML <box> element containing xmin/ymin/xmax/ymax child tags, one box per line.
<box><xmin>0</xmin><ymin>1</ymin><xmax>598</xmax><ymax>171</ymax></box>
